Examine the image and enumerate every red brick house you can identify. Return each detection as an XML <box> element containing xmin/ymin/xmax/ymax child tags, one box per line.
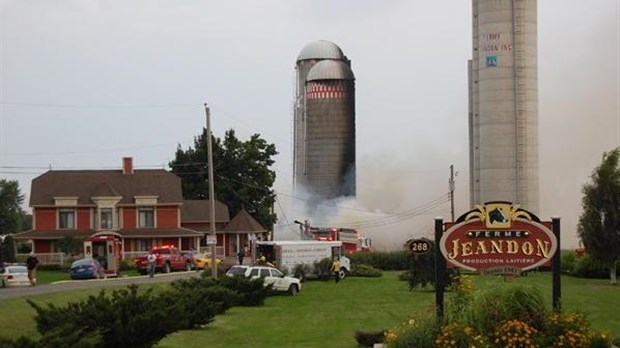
<box><xmin>13</xmin><ymin>158</ymin><xmax>268</xmax><ymax>263</ymax></box>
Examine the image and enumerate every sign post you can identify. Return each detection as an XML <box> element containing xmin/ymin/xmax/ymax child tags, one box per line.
<box><xmin>552</xmin><ymin>217</ymin><xmax>561</xmax><ymax>309</ymax></box>
<box><xmin>434</xmin><ymin>217</ymin><xmax>445</xmax><ymax>324</ymax></box>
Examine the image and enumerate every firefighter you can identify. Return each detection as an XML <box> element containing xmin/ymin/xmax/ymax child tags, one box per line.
<box><xmin>331</xmin><ymin>256</ymin><xmax>341</xmax><ymax>283</ymax></box>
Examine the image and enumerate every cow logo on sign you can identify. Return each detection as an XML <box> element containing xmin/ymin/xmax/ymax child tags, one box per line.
<box><xmin>464</xmin><ymin>202</ymin><xmax>533</xmax><ymax>229</ymax></box>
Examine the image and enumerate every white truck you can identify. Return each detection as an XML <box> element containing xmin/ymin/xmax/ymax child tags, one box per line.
<box><xmin>254</xmin><ymin>240</ymin><xmax>350</xmax><ymax>280</ymax></box>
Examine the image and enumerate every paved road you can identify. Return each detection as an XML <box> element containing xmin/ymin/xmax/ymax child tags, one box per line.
<box><xmin>0</xmin><ymin>271</ymin><xmax>204</xmax><ymax>301</ymax></box>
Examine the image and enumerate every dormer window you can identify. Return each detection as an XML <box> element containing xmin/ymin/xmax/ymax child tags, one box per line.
<box><xmin>100</xmin><ymin>208</ymin><xmax>113</xmax><ymax>229</ymax></box>
<box><xmin>138</xmin><ymin>207</ymin><xmax>155</xmax><ymax>228</ymax></box>
<box><xmin>59</xmin><ymin>208</ymin><xmax>76</xmax><ymax>229</ymax></box>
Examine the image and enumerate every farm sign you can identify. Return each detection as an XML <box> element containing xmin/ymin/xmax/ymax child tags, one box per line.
<box><xmin>439</xmin><ymin>202</ymin><xmax>557</xmax><ymax>274</ymax></box>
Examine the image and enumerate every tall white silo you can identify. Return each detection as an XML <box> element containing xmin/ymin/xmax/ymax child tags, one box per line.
<box><xmin>469</xmin><ymin>0</ymin><xmax>539</xmax><ymax>213</ymax></box>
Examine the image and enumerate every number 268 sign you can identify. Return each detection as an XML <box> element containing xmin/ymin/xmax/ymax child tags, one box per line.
<box><xmin>409</xmin><ymin>239</ymin><xmax>432</xmax><ymax>255</ymax></box>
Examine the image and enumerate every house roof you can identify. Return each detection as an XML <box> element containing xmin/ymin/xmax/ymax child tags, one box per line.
<box><xmin>225</xmin><ymin>208</ymin><xmax>266</xmax><ymax>234</ymax></box>
<box><xmin>181</xmin><ymin>200</ymin><xmax>230</xmax><ymax>223</ymax></box>
<box><xmin>29</xmin><ymin>169</ymin><xmax>182</xmax><ymax>206</ymax></box>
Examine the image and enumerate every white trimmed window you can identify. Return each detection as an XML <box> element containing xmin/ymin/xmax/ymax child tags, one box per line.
<box><xmin>100</xmin><ymin>208</ymin><xmax>113</xmax><ymax>229</ymax></box>
<box><xmin>138</xmin><ymin>207</ymin><xmax>155</xmax><ymax>228</ymax></box>
<box><xmin>59</xmin><ymin>208</ymin><xmax>75</xmax><ymax>229</ymax></box>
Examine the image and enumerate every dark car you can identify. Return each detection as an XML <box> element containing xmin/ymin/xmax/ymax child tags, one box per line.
<box><xmin>70</xmin><ymin>258</ymin><xmax>107</xmax><ymax>280</ymax></box>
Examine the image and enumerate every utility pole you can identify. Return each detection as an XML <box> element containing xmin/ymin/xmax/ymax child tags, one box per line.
<box><xmin>205</xmin><ymin>103</ymin><xmax>217</xmax><ymax>278</ymax></box>
<box><xmin>449</xmin><ymin>165</ymin><xmax>455</xmax><ymax>223</ymax></box>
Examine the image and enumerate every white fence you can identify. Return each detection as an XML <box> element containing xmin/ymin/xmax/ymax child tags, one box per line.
<box><xmin>16</xmin><ymin>253</ymin><xmax>69</xmax><ymax>265</ymax></box>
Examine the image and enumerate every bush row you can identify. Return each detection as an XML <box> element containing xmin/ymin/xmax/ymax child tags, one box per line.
<box><xmin>562</xmin><ymin>251</ymin><xmax>609</xmax><ymax>279</ymax></box>
<box><xmin>348</xmin><ymin>250</ymin><xmax>409</xmax><ymax>270</ymax></box>
<box><xmin>0</xmin><ymin>275</ymin><xmax>270</xmax><ymax>348</ymax></box>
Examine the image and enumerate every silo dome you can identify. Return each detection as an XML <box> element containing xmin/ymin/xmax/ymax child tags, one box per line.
<box><xmin>306</xmin><ymin>60</ymin><xmax>355</xmax><ymax>81</ymax></box>
<box><xmin>297</xmin><ymin>40</ymin><xmax>344</xmax><ymax>62</ymax></box>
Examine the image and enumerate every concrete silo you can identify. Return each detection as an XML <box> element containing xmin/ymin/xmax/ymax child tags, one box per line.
<box><xmin>468</xmin><ymin>0</ymin><xmax>539</xmax><ymax>213</ymax></box>
<box><xmin>293</xmin><ymin>41</ymin><xmax>355</xmax><ymax>200</ymax></box>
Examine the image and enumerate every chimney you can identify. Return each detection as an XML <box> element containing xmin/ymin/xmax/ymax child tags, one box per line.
<box><xmin>122</xmin><ymin>157</ymin><xmax>134</xmax><ymax>174</ymax></box>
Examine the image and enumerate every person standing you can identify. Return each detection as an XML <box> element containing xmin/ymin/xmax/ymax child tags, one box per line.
<box><xmin>237</xmin><ymin>249</ymin><xmax>245</xmax><ymax>265</ymax></box>
<box><xmin>26</xmin><ymin>252</ymin><xmax>39</xmax><ymax>286</ymax></box>
<box><xmin>331</xmin><ymin>256</ymin><xmax>341</xmax><ymax>283</ymax></box>
<box><xmin>147</xmin><ymin>250</ymin><xmax>157</xmax><ymax>278</ymax></box>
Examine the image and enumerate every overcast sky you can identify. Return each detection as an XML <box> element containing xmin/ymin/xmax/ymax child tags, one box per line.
<box><xmin>1</xmin><ymin>1</ymin><xmax>618</xmax><ymax>249</ymax></box>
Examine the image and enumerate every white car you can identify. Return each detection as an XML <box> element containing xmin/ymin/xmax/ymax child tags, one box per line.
<box><xmin>1</xmin><ymin>265</ymin><xmax>30</xmax><ymax>288</ymax></box>
<box><xmin>244</xmin><ymin>266</ymin><xmax>302</xmax><ymax>295</ymax></box>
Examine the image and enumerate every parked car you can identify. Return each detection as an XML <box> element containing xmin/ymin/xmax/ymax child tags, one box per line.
<box><xmin>1</xmin><ymin>265</ymin><xmax>30</xmax><ymax>288</ymax></box>
<box><xmin>193</xmin><ymin>253</ymin><xmax>223</xmax><ymax>270</ymax></box>
<box><xmin>239</xmin><ymin>266</ymin><xmax>302</xmax><ymax>295</ymax></box>
<box><xmin>225</xmin><ymin>265</ymin><xmax>249</xmax><ymax>277</ymax></box>
<box><xmin>70</xmin><ymin>258</ymin><xmax>107</xmax><ymax>280</ymax></box>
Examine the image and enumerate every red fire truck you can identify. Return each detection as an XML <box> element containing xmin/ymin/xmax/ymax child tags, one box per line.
<box><xmin>296</xmin><ymin>221</ymin><xmax>372</xmax><ymax>253</ymax></box>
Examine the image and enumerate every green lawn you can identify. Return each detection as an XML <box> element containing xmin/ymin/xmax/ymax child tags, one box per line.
<box><xmin>0</xmin><ymin>272</ymin><xmax>618</xmax><ymax>347</ymax></box>
<box><xmin>33</xmin><ymin>269</ymin><xmax>142</xmax><ymax>285</ymax></box>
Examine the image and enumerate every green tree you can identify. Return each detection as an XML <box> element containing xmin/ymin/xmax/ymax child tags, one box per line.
<box><xmin>57</xmin><ymin>236</ymin><xmax>83</xmax><ymax>256</ymax></box>
<box><xmin>578</xmin><ymin>148</ymin><xmax>620</xmax><ymax>285</ymax></box>
<box><xmin>170</xmin><ymin>129</ymin><xmax>278</xmax><ymax>230</ymax></box>
<box><xmin>0</xmin><ymin>179</ymin><xmax>26</xmax><ymax>234</ymax></box>
<box><xmin>0</xmin><ymin>234</ymin><xmax>17</xmax><ymax>263</ymax></box>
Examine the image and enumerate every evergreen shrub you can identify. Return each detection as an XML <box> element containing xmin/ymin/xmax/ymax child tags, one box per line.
<box><xmin>350</xmin><ymin>264</ymin><xmax>382</xmax><ymax>277</ymax></box>
<box><xmin>348</xmin><ymin>250</ymin><xmax>409</xmax><ymax>270</ymax></box>
<box><xmin>28</xmin><ymin>285</ymin><xmax>187</xmax><ymax>348</ymax></box>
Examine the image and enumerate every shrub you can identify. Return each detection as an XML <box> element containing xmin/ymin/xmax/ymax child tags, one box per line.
<box><xmin>292</xmin><ymin>263</ymin><xmax>312</xmax><ymax>281</ymax></box>
<box><xmin>28</xmin><ymin>285</ymin><xmax>186</xmax><ymax>348</ymax></box>
<box><xmin>465</xmin><ymin>283</ymin><xmax>547</xmax><ymax>334</ymax></box>
<box><xmin>313</xmin><ymin>257</ymin><xmax>333</xmax><ymax>280</ymax></box>
<box><xmin>572</xmin><ymin>254</ymin><xmax>608</xmax><ymax>279</ymax></box>
<box><xmin>406</xmin><ymin>251</ymin><xmax>456</xmax><ymax>290</ymax></box>
<box><xmin>354</xmin><ymin>330</ymin><xmax>385</xmax><ymax>347</ymax></box>
<box><xmin>542</xmin><ymin>311</ymin><xmax>593</xmax><ymax>348</ymax></box>
<box><xmin>491</xmin><ymin>319</ymin><xmax>540</xmax><ymax>348</ymax></box>
<box><xmin>169</xmin><ymin>277</ymin><xmax>237</xmax><ymax>318</ymax></box>
<box><xmin>348</xmin><ymin>250</ymin><xmax>409</xmax><ymax>270</ymax></box>
<box><xmin>446</xmin><ymin>275</ymin><xmax>475</xmax><ymax>323</ymax></box>
<box><xmin>350</xmin><ymin>264</ymin><xmax>382</xmax><ymax>277</ymax></box>
<box><xmin>218</xmin><ymin>275</ymin><xmax>271</xmax><ymax>306</ymax></box>
<box><xmin>119</xmin><ymin>259</ymin><xmax>134</xmax><ymax>272</ymax></box>
<box><xmin>385</xmin><ymin>313</ymin><xmax>440</xmax><ymax>348</ymax></box>
<box><xmin>434</xmin><ymin>322</ymin><xmax>490</xmax><ymax>348</ymax></box>
<box><xmin>562</xmin><ymin>251</ymin><xmax>577</xmax><ymax>275</ymax></box>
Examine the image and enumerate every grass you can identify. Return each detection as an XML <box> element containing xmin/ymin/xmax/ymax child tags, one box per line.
<box><xmin>0</xmin><ymin>271</ymin><xmax>618</xmax><ymax>347</ymax></box>
<box><xmin>33</xmin><ymin>269</ymin><xmax>142</xmax><ymax>285</ymax></box>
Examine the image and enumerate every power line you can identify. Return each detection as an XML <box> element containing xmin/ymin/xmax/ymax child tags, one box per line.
<box><xmin>0</xmin><ymin>102</ymin><xmax>199</xmax><ymax>109</ymax></box>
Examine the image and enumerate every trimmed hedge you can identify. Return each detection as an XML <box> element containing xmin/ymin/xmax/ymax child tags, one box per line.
<box><xmin>347</xmin><ymin>250</ymin><xmax>409</xmax><ymax>270</ymax></box>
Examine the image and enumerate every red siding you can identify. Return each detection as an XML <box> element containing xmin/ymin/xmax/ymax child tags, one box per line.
<box><xmin>123</xmin><ymin>208</ymin><xmax>136</xmax><ymax>229</ymax></box>
<box><xmin>36</xmin><ymin>240</ymin><xmax>52</xmax><ymax>253</ymax></box>
<box><xmin>157</xmin><ymin>206</ymin><xmax>178</xmax><ymax>228</ymax></box>
<box><xmin>35</xmin><ymin>208</ymin><xmax>56</xmax><ymax>230</ymax></box>
<box><xmin>77</xmin><ymin>208</ymin><xmax>91</xmax><ymax>229</ymax></box>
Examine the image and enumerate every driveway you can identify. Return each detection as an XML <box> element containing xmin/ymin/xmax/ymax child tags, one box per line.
<box><xmin>0</xmin><ymin>271</ymin><xmax>204</xmax><ymax>301</ymax></box>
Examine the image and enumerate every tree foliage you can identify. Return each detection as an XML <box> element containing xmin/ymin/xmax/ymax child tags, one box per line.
<box><xmin>57</xmin><ymin>236</ymin><xmax>83</xmax><ymax>256</ymax></box>
<box><xmin>577</xmin><ymin>147</ymin><xmax>620</xmax><ymax>284</ymax></box>
<box><xmin>0</xmin><ymin>234</ymin><xmax>17</xmax><ymax>263</ymax></box>
<box><xmin>169</xmin><ymin>129</ymin><xmax>278</xmax><ymax>230</ymax></box>
<box><xmin>0</xmin><ymin>179</ymin><xmax>26</xmax><ymax>234</ymax></box>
